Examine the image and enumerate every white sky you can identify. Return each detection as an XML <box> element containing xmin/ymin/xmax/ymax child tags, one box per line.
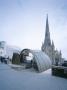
<box><xmin>0</xmin><ymin>0</ymin><xmax>67</xmax><ymax>59</ymax></box>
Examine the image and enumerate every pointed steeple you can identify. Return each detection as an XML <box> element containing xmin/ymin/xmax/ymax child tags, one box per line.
<box><xmin>44</xmin><ymin>15</ymin><xmax>51</xmax><ymax>47</ymax></box>
<box><xmin>52</xmin><ymin>40</ymin><xmax>55</xmax><ymax>50</ymax></box>
<box><xmin>59</xmin><ymin>50</ymin><xmax>62</xmax><ymax>58</ymax></box>
<box><xmin>41</xmin><ymin>15</ymin><xmax>53</xmax><ymax>60</ymax></box>
<box><xmin>41</xmin><ymin>15</ymin><xmax>51</xmax><ymax>51</ymax></box>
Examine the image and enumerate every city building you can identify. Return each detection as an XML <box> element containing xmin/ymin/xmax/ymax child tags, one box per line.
<box><xmin>0</xmin><ymin>41</ymin><xmax>6</xmax><ymax>57</ymax></box>
<box><xmin>41</xmin><ymin>15</ymin><xmax>63</xmax><ymax>65</ymax></box>
<box><xmin>0</xmin><ymin>41</ymin><xmax>21</xmax><ymax>59</ymax></box>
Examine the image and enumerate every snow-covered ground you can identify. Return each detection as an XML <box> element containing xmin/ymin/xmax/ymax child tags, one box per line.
<box><xmin>0</xmin><ymin>63</ymin><xmax>67</xmax><ymax>90</ymax></box>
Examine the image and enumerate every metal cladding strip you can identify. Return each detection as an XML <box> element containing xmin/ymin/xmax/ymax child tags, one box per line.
<box><xmin>32</xmin><ymin>51</ymin><xmax>51</xmax><ymax>72</ymax></box>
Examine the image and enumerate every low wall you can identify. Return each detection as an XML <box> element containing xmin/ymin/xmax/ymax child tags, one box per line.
<box><xmin>52</xmin><ymin>65</ymin><xmax>67</xmax><ymax>78</ymax></box>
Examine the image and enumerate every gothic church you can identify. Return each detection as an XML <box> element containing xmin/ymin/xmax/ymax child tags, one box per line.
<box><xmin>41</xmin><ymin>15</ymin><xmax>63</xmax><ymax>65</ymax></box>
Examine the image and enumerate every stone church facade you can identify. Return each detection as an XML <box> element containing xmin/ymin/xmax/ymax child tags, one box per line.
<box><xmin>41</xmin><ymin>15</ymin><xmax>63</xmax><ymax>65</ymax></box>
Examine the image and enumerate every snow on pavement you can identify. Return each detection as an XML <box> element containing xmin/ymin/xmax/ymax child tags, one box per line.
<box><xmin>0</xmin><ymin>63</ymin><xmax>67</xmax><ymax>90</ymax></box>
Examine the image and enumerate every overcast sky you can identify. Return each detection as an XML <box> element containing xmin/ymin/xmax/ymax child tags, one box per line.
<box><xmin>0</xmin><ymin>0</ymin><xmax>67</xmax><ymax>59</ymax></box>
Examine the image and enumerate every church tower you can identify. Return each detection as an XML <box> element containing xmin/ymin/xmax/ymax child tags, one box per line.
<box><xmin>41</xmin><ymin>15</ymin><xmax>63</xmax><ymax>65</ymax></box>
<box><xmin>44</xmin><ymin>15</ymin><xmax>51</xmax><ymax>47</ymax></box>
<box><xmin>41</xmin><ymin>15</ymin><xmax>52</xmax><ymax>59</ymax></box>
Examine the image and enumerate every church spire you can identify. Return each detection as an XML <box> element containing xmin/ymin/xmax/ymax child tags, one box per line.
<box><xmin>44</xmin><ymin>15</ymin><xmax>51</xmax><ymax>46</ymax></box>
<box><xmin>41</xmin><ymin>15</ymin><xmax>51</xmax><ymax>51</ymax></box>
<box><xmin>52</xmin><ymin>40</ymin><xmax>55</xmax><ymax>50</ymax></box>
